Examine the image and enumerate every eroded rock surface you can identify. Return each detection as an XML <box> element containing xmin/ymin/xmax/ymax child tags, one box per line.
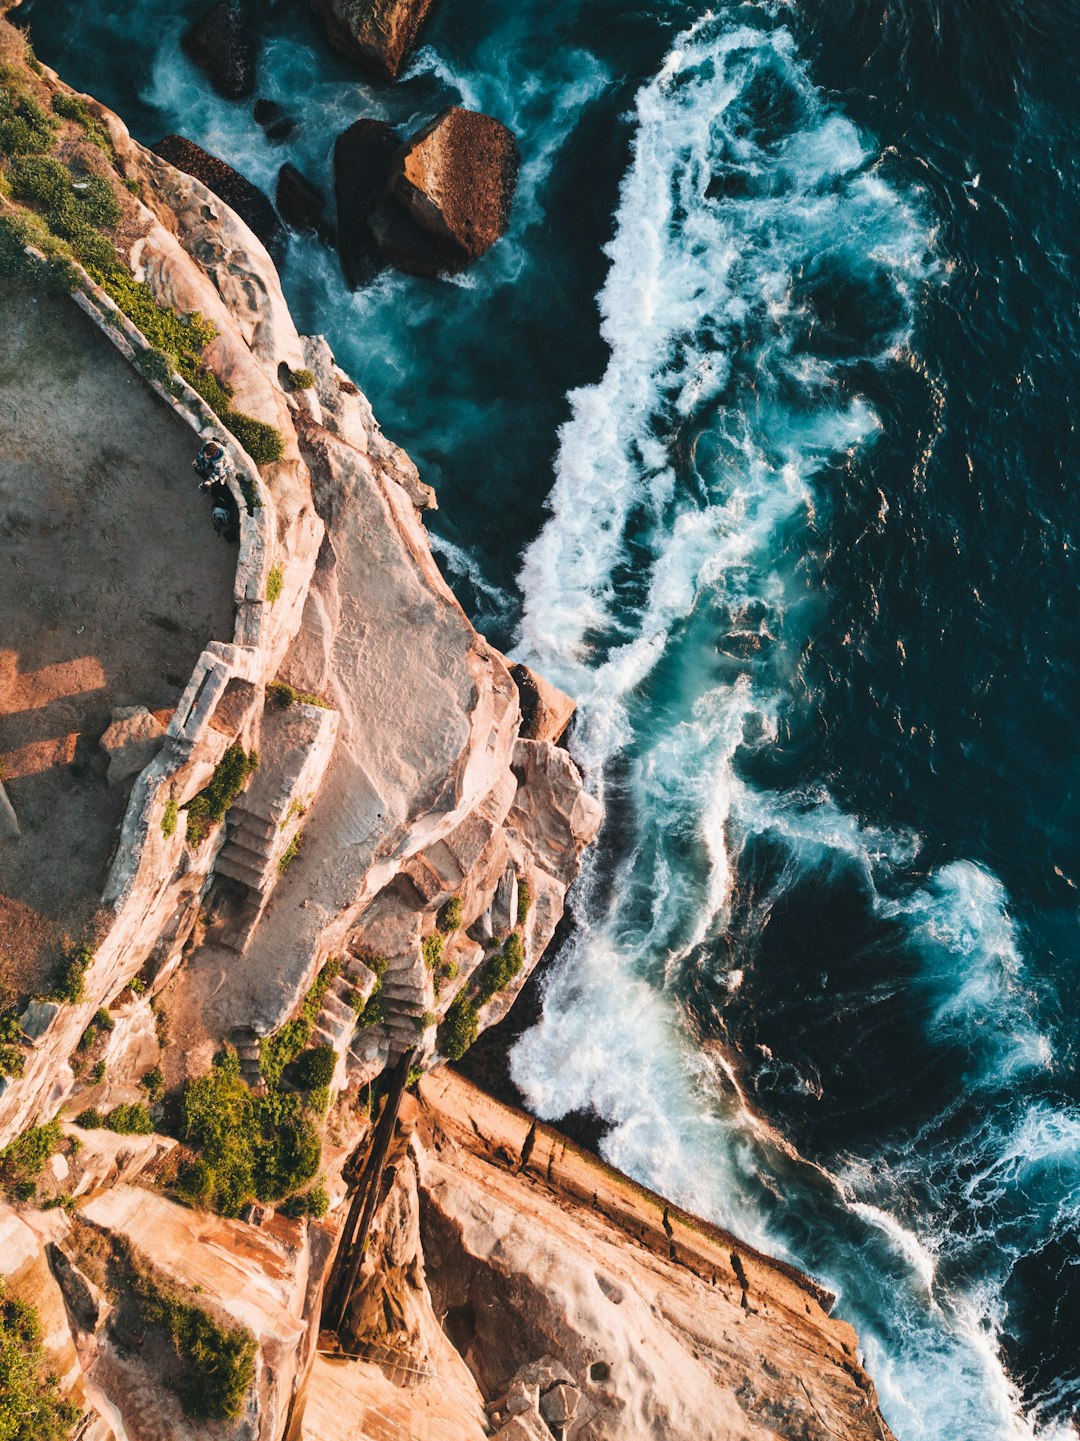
<box><xmin>152</xmin><ymin>135</ymin><xmax>285</xmax><ymax>264</ymax></box>
<box><xmin>310</xmin><ymin>0</ymin><xmax>440</xmax><ymax>82</ymax></box>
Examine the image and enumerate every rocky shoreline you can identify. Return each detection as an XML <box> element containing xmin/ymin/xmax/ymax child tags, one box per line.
<box><xmin>0</xmin><ymin>13</ymin><xmax>897</xmax><ymax>1438</ymax></box>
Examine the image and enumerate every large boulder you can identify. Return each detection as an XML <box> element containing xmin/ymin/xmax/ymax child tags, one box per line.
<box><xmin>385</xmin><ymin>107</ymin><xmax>519</xmax><ymax>274</ymax></box>
<box><xmin>277</xmin><ymin>162</ymin><xmax>334</xmax><ymax>244</ymax></box>
<box><xmin>181</xmin><ymin>1</ymin><xmax>257</xmax><ymax>100</ymax></box>
<box><xmin>152</xmin><ymin>135</ymin><xmax>286</xmax><ymax>265</ymax></box>
<box><xmin>309</xmin><ymin>0</ymin><xmax>440</xmax><ymax>83</ymax></box>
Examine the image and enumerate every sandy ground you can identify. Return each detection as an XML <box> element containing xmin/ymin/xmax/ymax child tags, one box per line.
<box><xmin>0</xmin><ymin>281</ymin><xmax>236</xmax><ymax>1000</ymax></box>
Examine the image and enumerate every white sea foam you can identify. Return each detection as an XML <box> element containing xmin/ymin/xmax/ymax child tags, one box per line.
<box><xmin>510</xmin><ymin>13</ymin><xmax>1061</xmax><ymax>1440</ymax></box>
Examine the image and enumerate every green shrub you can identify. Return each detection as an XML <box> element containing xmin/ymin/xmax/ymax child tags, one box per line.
<box><xmin>48</xmin><ymin>941</ymin><xmax>93</xmax><ymax>1003</ymax></box>
<box><xmin>227</xmin><ymin>412</ymin><xmax>285</xmax><ymax>465</ymax></box>
<box><xmin>136</xmin><ymin>346</ymin><xmax>180</xmax><ymax>394</ymax></box>
<box><xmin>294</xmin><ymin>1045</ymin><xmax>336</xmax><ymax>1090</ymax></box>
<box><xmin>351</xmin><ymin>953</ymin><xmax>388</xmax><ymax>1028</ymax></box>
<box><xmin>140</xmin><ymin>1067</ymin><xmax>165</xmax><ymax>1101</ymax></box>
<box><xmin>93</xmin><ymin>1007</ymin><xmax>114</xmax><ymax>1032</ymax></box>
<box><xmin>517</xmin><ymin>879</ymin><xmax>532</xmax><ymax>924</ymax></box>
<box><xmin>414</xmin><ymin>1010</ymin><xmax>437</xmax><ymax>1032</ymax></box>
<box><xmin>50</xmin><ymin>91</ymin><xmax>112</xmax><ymax>154</ymax></box>
<box><xmin>277</xmin><ymin>831</ymin><xmax>302</xmax><ymax>873</ymax></box>
<box><xmin>440</xmin><ymin>995</ymin><xmax>478</xmax><ymax>1061</ymax></box>
<box><xmin>0</xmin><ymin>1121</ymin><xmax>61</xmax><ymax>1199</ymax></box>
<box><xmin>436</xmin><ymin>895</ymin><xmax>463</xmax><ymax>933</ymax></box>
<box><xmin>0</xmin><ymin>1011</ymin><xmax>25</xmax><ymax>1080</ymax></box>
<box><xmin>161</xmin><ymin>797</ymin><xmax>178</xmax><ymax>838</ymax></box>
<box><xmin>279</xmin><ymin>1184</ymin><xmax>328</xmax><ymax>1218</ymax></box>
<box><xmin>476</xmin><ymin>931</ymin><xmax>525</xmax><ymax>1005</ymax></box>
<box><xmin>75</xmin><ymin>1108</ymin><xmax>103</xmax><ymax>1130</ymax></box>
<box><xmin>127</xmin><ymin>975</ymin><xmax>146</xmax><ymax>996</ymax></box>
<box><xmin>180</xmin><ymin>1051</ymin><xmax>319</xmax><ymax>1215</ymax></box>
<box><xmin>0</xmin><ymin>1280</ymin><xmax>82</xmax><ymax>1440</ymax></box>
<box><xmin>185</xmin><ymin>744</ymin><xmax>258</xmax><ymax>845</ymax></box>
<box><xmin>265</xmin><ymin>563</ymin><xmax>283</xmax><ymax>603</ymax></box>
<box><xmin>0</xmin><ymin>89</ymin><xmax>56</xmax><ymax>156</ymax></box>
<box><xmin>103</xmin><ymin>1102</ymin><xmax>153</xmax><ymax>1135</ymax></box>
<box><xmin>131</xmin><ymin>1266</ymin><xmax>255</xmax><ymax>1421</ymax></box>
<box><xmin>421</xmin><ymin>934</ymin><xmax>444</xmax><ymax>970</ymax></box>
<box><xmin>88</xmin><ymin>1060</ymin><xmax>106</xmax><ymax>1084</ymax></box>
<box><xmin>267</xmin><ymin>679</ymin><xmax>329</xmax><ymax>710</ymax></box>
<box><xmin>287</xmin><ymin>367</ymin><xmax>316</xmax><ymax>390</ymax></box>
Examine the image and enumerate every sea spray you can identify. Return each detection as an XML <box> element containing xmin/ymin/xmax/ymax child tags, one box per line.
<box><xmin>510</xmin><ymin>13</ymin><xmax>1068</xmax><ymax>1439</ymax></box>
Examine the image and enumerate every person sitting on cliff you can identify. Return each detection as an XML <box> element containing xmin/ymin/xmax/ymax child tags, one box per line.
<box><xmin>193</xmin><ymin>438</ymin><xmax>234</xmax><ymax>490</ymax></box>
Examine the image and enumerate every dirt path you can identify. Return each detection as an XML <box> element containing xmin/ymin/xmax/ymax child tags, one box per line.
<box><xmin>0</xmin><ymin>281</ymin><xmax>236</xmax><ymax>999</ymax></box>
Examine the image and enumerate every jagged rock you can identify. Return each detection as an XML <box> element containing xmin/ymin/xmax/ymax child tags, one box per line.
<box><xmin>152</xmin><ymin>135</ymin><xmax>286</xmax><ymax>264</ymax></box>
<box><xmin>277</xmin><ymin>162</ymin><xmax>332</xmax><ymax>241</ymax></box>
<box><xmin>99</xmin><ymin>705</ymin><xmax>165</xmax><ymax>788</ymax></box>
<box><xmin>48</xmin><ymin>1242</ymin><xmax>111</xmax><ymax>1334</ymax></box>
<box><xmin>495</xmin><ymin>1416</ymin><xmax>549</xmax><ymax>1441</ymax></box>
<box><xmin>333</xmin><ymin>117</ymin><xmax>399</xmax><ymax>287</ymax></box>
<box><xmin>0</xmin><ymin>1207</ymin><xmax>83</xmax><ymax>1397</ymax></box>
<box><xmin>510</xmin><ymin>663</ymin><xmax>575</xmax><ymax>745</ymax></box>
<box><xmin>385</xmin><ymin>107</ymin><xmax>519</xmax><ymax>274</ymax></box>
<box><xmin>254</xmin><ymin>98</ymin><xmax>296</xmax><ymax>143</ymax></box>
<box><xmin>541</xmin><ymin>1380</ymin><xmax>580</xmax><ymax>1428</ymax></box>
<box><xmin>505</xmin><ymin>1378</ymin><xmax>540</xmax><ymax>1416</ymax></box>
<box><xmin>310</xmin><ymin>0</ymin><xmax>440</xmax><ymax>82</ymax></box>
<box><xmin>181</xmin><ymin>1</ymin><xmax>257</xmax><ymax>100</ymax></box>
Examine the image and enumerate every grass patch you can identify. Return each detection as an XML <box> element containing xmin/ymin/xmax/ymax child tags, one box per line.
<box><xmin>50</xmin><ymin>90</ymin><xmax>112</xmax><ymax>155</ymax></box>
<box><xmin>436</xmin><ymin>895</ymin><xmax>463</xmax><ymax>933</ymax></box>
<box><xmin>178</xmin><ymin>1051</ymin><xmax>320</xmax><ymax>1216</ymax></box>
<box><xmin>184</xmin><ymin>744</ymin><xmax>258</xmax><ymax>846</ymax></box>
<box><xmin>421</xmin><ymin>934</ymin><xmax>444</xmax><ymax>970</ymax></box>
<box><xmin>277</xmin><ymin>831</ymin><xmax>302</xmax><ymax>873</ymax></box>
<box><xmin>140</xmin><ymin>1066</ymin><xmax>164</xmax><ymax>1102</ymax></box>
<box><xmin>161</xmin><ymin>797</ymin><xmax>178</xmax><ymax>838</ymax></box>
<box><xmin>0</xmin><ymin>1120</ymin><xmax>61</xmax><ymax>1202</ymax></box>
<box><xmin>352</xmin><ymin>953</ymin><xmax>388</xmax><ymax>1029</ymax></box>
<box><xmin>265</xmin><ymin>563</ymin><xmax>283</xmax><ymax>603</ymax></box>
<box><xmin>0</xmin><ymin>1280</ymin><xmax>81</xmax><ymax>1440</ymax></box>
<box><xmin>47</xmin><ymin>941</ymin><xmax>93</xmax><ymax>1004</ymax></box>
<box><xmin>0</xmin><ymin>1010</ymin><xmax>25</xmax><ymax>1080</ymax></box>
<box><xmin>287</xmin><ymin>367</ymin><xmax>315</xmax><ymax>390</ymax></box>
<box><xmin>279</xmin><ymin>1184</ymin><xmax>327</xmax><ymax>1218</ymax></box>
<box><xmin>130</xmin><ymin>1264</ymin><xmax>256</xmax><ymax>1422</ymax></box>
<box><xmin>266</xmin><ymin>679</ymin><xmax>329</xmax><ymax>710</ymax></box>
<box><xmin>517</xmin><ymin>878</ymin><xmax>532</xmax><ymax>924</ymax></box>
<box><xmin>440</xmin><ymin>994</ymin><xmax>478</xmax><ymax>1061</ymax></box>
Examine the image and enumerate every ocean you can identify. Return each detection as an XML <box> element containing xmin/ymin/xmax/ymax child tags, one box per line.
<box><xmin>18</xmin><ymin>0</ymin><xmax>1080</xmax><ymax>1434</ymax></box>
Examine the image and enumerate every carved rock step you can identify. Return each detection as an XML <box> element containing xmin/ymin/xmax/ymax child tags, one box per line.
<box><xmin>214</xmin><ymin>853</ymin><xmax>270</xmax><ymax>890</ymax></box>
<box><xmin>220</xmin><ymin>836</ymin><xmax>272</xmax><ymax>871</ymax></box>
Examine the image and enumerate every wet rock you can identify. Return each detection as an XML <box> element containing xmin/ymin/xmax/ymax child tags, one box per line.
<box><xmin>254</xmin><ymin>98</ymin><xmax>297</xmax><ymax>144</ymax></box>
<box><xmin>181</xmin><ymin>1</ymin><xmax>257</xmax><ymax>100</ymax></box>
<box><xmin>99</xmin><ymin>705</ymin><xmax>165</xmax><ymax>788</ymax></box>
<box><xmin>333</xmin><ymin>117</ymin><xmax>400</xmax><ymax>287</ymax></box>
<box><xmin>386</xmin><ymin>107</ymin><xmax>519</xmax><ymax>274</ymax></box>
<box><xmin>153</xmin><ymin>135</ymin><xmax>286</xmax><ymax>265</ymax></box>
<box><xmin>277</xmin><ymin>162</ymin><xmax>333</xmax><ymax>243</ymax></box>
<box><xmin>510</xmin><ymin>663</ymin><xmax>575</xmax><ymax>745</ymax></box>
<box><xmin>310</xmin><ymin>0</ymin><xmax>440</xmax><ymax>83</ymax></box>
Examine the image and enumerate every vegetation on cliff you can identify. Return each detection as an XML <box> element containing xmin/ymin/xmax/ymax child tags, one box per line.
<box><xmin>0</xmin><ymin>1281</ymin><xmax>80</xmax><ymax>1440</ymax></box>
<box><xmin>0</xmin><ymin>1120</ymin><xmax>60</xmax><ymax>1202</ymax></box>
<box><xmin>0</xmin><ymin>26</ymin><xmax>284</xmax><ymax>464</ymax></box>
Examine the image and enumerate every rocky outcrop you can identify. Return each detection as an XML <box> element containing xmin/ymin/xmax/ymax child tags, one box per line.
<box><xmin>152</xmin><ymin>135</ymin><xmax>286</xmax><ymax>264</ymax></box>
<box><xmin>297</xmin><ymin>1073</ymin><xmax>896</xmax><ymax>1441</ymax></box>
<box><xmin>309</xmin><ymin>0</ymin><xmax>440</xmax><ymax>82</ymax></box>
<box><xmin>386</xmin><ymin>107</ymin><xmax>520</xmax><ymax>273</ymax></box>
<box><xmin>334</xmin><ymin>107</ymin><xmax>520</xmax><ymax>284</ymax></box>
<box><xmin>181</xmin><ymin>0</ymin><xmax>257</xmax><ymax>100</ymax></box>
<box><xmin>276</xmin><ymin>163</ymin><xmax>333</xmax><ymax>243</ymax></box>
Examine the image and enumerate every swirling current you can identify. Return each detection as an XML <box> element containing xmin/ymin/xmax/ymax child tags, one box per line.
<box><xmin>18</xmin><ymin>0</ymin><xmax>1080</xmax><ymax>1434</ymax></box>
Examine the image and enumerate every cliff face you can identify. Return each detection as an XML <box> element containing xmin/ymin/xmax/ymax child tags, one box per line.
<box><xmin>0</xmin><ymin>30</ymin><xmax>894</xmax><ymax>1441</ymax></box>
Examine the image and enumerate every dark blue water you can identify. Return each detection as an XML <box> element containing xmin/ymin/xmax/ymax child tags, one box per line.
<box><xmin>18</xmin><ymin>0</ymin><xmax>1079</xmax><ymax>1433</ymax></box>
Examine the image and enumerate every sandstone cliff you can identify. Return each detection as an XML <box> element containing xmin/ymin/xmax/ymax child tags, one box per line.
<box><xmin>0</xmin><ymin>26</ymin><xmax>895</xmax><ymax>1441</ymax></box>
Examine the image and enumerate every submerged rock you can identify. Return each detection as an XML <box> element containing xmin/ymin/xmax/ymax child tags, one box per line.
<box><xmin>309</xmin><ymin>0</ymin><xmax>440</xmax><ymax>83</ymax></box>
<box><xmin>277</xmin><ymin>162</ymin><xmax>334</xmax><ymax>243</ymax></box>
<box><xmin>254</xmin><ymin>97</ymin><xmax>297</xmax><ymax>144</ymax></box>
<box><xmin>387</xmin><ymin>107</ymin><xmax>519</xmax><ymax>274</ymax></box>
<box><xmin>181</xmin><ymin>0</ymin><xmax>257</xmax><ymax>100</ymax></box>
<box><xmin>152</xmin><ymin>134</ymin><xmax>286</xmax><ymax>265</ymax></box>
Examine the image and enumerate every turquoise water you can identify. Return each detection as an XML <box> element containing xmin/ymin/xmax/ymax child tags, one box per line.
<box><xmin>19</xmin><ymin>0</ymin><xmax>1080</xmax><ymax>1433</ymax></box>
